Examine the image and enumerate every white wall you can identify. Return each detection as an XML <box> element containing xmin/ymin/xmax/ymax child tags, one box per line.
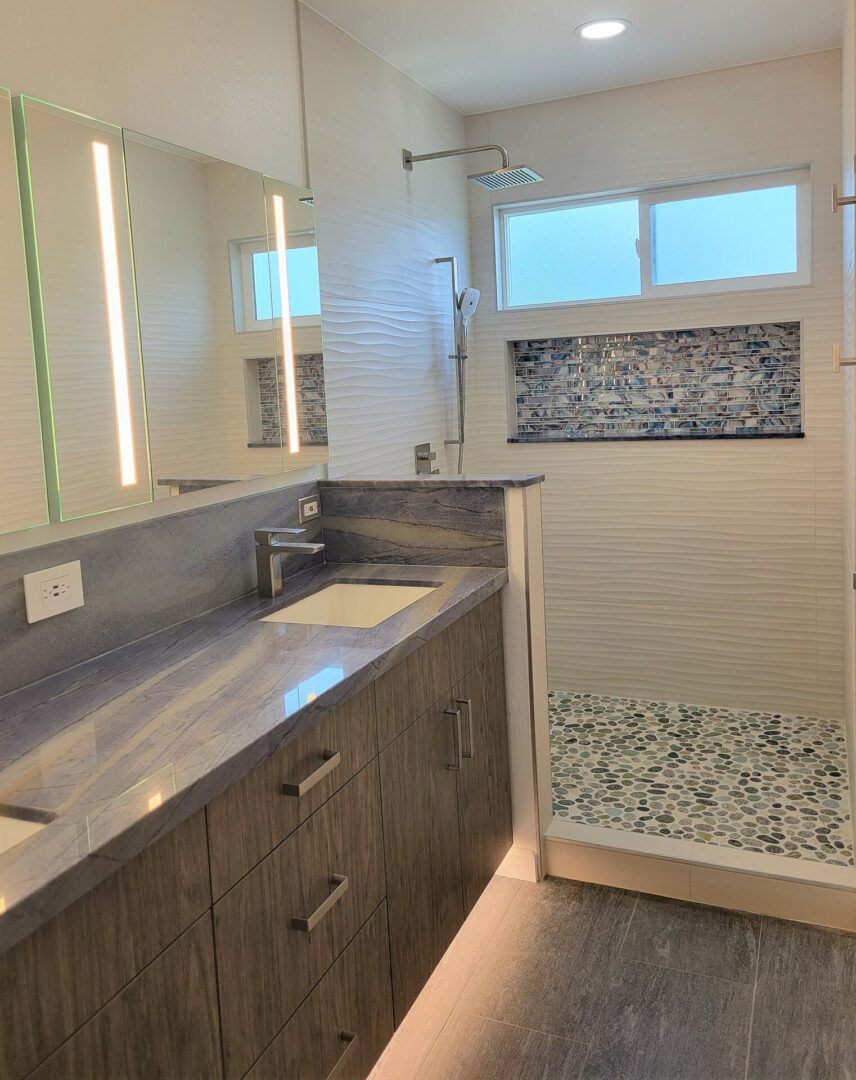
<box><xmin>298</xmin><ymin>5</ymin><xmax>468</xmax><ymax>477</ymax></box>
<box><xmin>464</xmin><ymin>52</ymin><xmax>844</xmax><ymax>718</ymax></box>
<box><xmin>0</xmin><ymin>0</ymin><xmax>305</xmax><ymax>183</ymax></box>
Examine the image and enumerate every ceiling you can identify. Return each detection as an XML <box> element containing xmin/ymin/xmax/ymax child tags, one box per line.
<box><xmin>303</xmin><ymin>0</ymin><xmax>843</xmax><ymax>115</ymax></box>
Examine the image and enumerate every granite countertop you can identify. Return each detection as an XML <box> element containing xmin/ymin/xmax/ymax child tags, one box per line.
<box><xmin>319</xmin><ymin>473</ymin><xmax>545</xmax><ymax>489</ymax></box>
<box><xmin>0</xmin><ymin>561</ymin><xmax>506</xmax><ymax>955</ymax></box>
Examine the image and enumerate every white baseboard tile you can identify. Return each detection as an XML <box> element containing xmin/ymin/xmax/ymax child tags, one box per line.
<box><xmin>495</xmin><ymin>844</ymin><xmax>540</xmax><ymax>883</ymax></box>
<box><xmin>544</xmin><ymin>821</ymin><xmax>856</xmax><ymax>931</ymax></box>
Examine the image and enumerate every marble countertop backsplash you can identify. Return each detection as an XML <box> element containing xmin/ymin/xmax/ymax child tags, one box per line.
<box><xmin>0</xmin><ymin>561</ymin><xmax>506</xmax><ymax>955</ymax></box>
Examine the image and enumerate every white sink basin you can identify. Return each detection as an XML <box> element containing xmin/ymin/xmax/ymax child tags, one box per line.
<box><xmin>262</xmin><ymin>583</ymin><xmax>437</xmax><ymax>629</ymax></box>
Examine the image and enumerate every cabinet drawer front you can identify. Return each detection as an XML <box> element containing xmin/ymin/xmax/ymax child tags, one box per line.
<box><xmin>0</xmin><ymin>810</ymin><xmax>210</xmax><ymax>1080</ymax></box>
<box><xmin>444</xmin><ymin>590</ymin><xmax>503</xmax><ymax>689</ymax></box>
<box><xmin>374</xmin><ymin>630</ymin><xmax>451</xmax><ymax>748</ymax></box>
<box><xmin>207</xmin><ymin>683</ymin><xmax>377</xmax><ymax>896</ymax></box>
<box><xmin>214</xmin><ymin>761</ymin><xmax>385</xmax><ymax>1080</ymax></box>
<box><xmin>246</xmin><ymin>902</ymin><xmax>394</xmax><ymax>1080</ymax></box>
<box><xmin>28</xmin><ymin>915</ymin><xmax>221</xmax><ymax>1080</ymax></box>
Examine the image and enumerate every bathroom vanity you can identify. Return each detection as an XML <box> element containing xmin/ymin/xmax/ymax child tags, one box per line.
<box><xmin>0</xmin><ymin>565</ymin><xmax>511</xmax><ymax>1080</ymax></box>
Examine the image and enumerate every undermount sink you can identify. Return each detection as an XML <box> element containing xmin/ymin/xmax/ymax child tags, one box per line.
<box><xmin>262</xmin><ymin>582</ymin><xmax>437</xmax><ymax>629</ymax></box>
<box><xmin>0</xmin><ymin>805</ymin><xmax>54</xmax><ymax>857</ymax></box>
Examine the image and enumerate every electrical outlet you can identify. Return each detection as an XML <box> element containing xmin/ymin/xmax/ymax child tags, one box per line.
<box><xmin>23</xmin><ymin>561</ymin><xmax>85</xmax><ymax>624</ymax></box>
<box><xmin>298</xmin><ymin>495</ymin><xmax>321</xmax><ymax>523</ymax></box>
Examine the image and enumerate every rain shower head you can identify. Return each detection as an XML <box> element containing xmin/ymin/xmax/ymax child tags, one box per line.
<box><xmin>403</xmin><ymin>144</ymin><xmax>543</xmax><ymax>189</ymax></box>
<box><xmin>467</xmin><ymin>165</ymin><xmax>544</xmax><ymax>190</ymax></box>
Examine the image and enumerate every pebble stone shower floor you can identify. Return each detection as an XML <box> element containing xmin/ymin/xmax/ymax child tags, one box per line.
<box><xmin>550</xmin><ymin>691</ymin><xmax>855</xmax><ymax>866</ymax></box>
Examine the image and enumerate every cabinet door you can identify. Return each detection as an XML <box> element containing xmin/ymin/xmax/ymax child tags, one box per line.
<box><xmin>379</xmin><ymin>700</ymin><xmax>464</xmax><ymax>1023</ymax></box>
<box><xmin>454</xmin><ymin>646</ymin><xmax>513</xmax><ymax>914</ymax></box>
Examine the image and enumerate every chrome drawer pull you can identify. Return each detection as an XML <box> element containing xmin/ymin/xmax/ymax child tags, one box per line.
<box><xmin>329</xmin><ymin>1030</ymin><xmax>357</xmax><ymax>1077</ymax></box>
<box><xmin>292</xmin><ymin>873</ymin><xmax>349</xmax><ymax>932</ymax></box>
<box><xmin>456</xmin><ymin>697</ymin><xmax>474</xmax><ymax>758</ymax></box>
<box><xmin>282</xmin><ymin>749</ymin><xmax>341</xmax><ymax>797</ymax></box>
<box><xmin>444</xmin><ymin>707</ymin><xmax>463</xmax><ymax>771</ymax></box>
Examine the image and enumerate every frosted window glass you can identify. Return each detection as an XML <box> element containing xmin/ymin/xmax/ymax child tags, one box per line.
<box><xmin>505</xmin><ymin>199</ymin><xmax>641</xmax><ymax>306</ymax></box>
<box><xmin>252</xmin><ymin>246</ymin><xmax>321</xmax><ymax>320</ymax></box>
<box><xmin>651</xmin><ymin>186</ymin><xmax>798</xmax><ymax>285</ymax></box>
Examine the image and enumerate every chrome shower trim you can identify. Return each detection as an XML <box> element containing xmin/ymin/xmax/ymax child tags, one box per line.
<box><xmin>403</xmin><ymin>144</ymin><xmax>510</xmax><ymax>171</ymax></box>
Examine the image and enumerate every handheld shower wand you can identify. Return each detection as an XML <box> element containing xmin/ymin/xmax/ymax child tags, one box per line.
<box><xmin>436</xmin><ymin>257</ymin><xmax>480</xmax><ymax>474</ymax></box>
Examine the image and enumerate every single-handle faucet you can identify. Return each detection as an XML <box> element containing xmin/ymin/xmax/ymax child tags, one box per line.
<box><xmin>255</xmin><ymin>527</ymin><xmax>325</xmax><ymax>598</ymax></box>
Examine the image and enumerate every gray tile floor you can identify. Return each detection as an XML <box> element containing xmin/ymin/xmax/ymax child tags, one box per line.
<box><xmin>417</xmin><ymin>878</ymin><xmax>856</xmax><ymax>1080</ymax></box>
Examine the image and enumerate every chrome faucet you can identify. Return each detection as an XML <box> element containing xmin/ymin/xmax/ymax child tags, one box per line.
<box><xmin>254</xmin><ymin>527</ymin><xmax>325</xmax><ymax>598</ymax></box>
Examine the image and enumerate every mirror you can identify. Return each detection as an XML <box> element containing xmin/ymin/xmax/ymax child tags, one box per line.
<box><xmin>123</xmin><ymin>133</ymin><xmax>328</xmax><ymax>500</ymax></box>
<box><xmin>0</xmin><ymin>89</ymin><xmax>47</xmax><ymax>533</ymax></box>
<box><xmin>13</xmin><ymin>98</ymin><xmax>328</xmax><ymax>525</ymax></box>
<box><xmin>18</xmin><ymin>96</ymin><xmax>152</xmax><ymax>520</ymax></box>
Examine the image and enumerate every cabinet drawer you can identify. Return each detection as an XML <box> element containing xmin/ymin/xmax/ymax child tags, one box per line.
<box><xmin>246</xmin><ymin>902</ymin><xmax>394</xmax><ymax>1080</ymax></box>
<box><xmin>207</xmin><ymin>683</ymin><xmax>377</xmax><ymax>896</ymax></box>
<box><xmin>0</xmin><ymin>810</ymin><xmax>210</xmax><ymax>1080</ymax></box>
<box><xmin>28</xmin><ymin>915</ymin><xmax>221</xmax><ymax>1080</ymax></box>
<box><xmin>444</xmin><ymin>590</ymin><xmax>503</xmax><ymax>688</ymax></box>
<box><xmin>374</xmin><ymin>630</ymin><xmax>451</xmax><ymax>748</ymax></box>
<box><xmin>214</xmin><ymin>761</ymin><xmax>386</xmax><ymax>1080</ymax></box>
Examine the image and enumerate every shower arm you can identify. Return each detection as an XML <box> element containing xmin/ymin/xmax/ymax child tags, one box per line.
<box><xmin>403</xmin><ymin>144</ymin><xmax>510</xmax><ymax>171</ymax></box>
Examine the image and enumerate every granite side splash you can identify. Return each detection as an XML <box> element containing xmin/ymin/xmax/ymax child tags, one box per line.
<box><xmin>0</xmin><ymin>482</ymin><xmax>323</xmax><ymax>697</ymax></box>
<box><xmin>319</xmin><ymin>484</ymin><xmax>506</xmax><ymax>567</ymax></box>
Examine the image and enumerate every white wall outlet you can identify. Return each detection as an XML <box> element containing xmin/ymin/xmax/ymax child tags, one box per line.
<box><xmin>23</xmin><ymin>561</ymin><xmax>85</xmax><ymax>624</ymax></box>
<box><xmin>298</xmin><ymin>495</ymin><xmax>321</xmax><ymax>523</ymax></box>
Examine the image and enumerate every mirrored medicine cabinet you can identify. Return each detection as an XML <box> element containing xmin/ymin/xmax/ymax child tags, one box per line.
<box><xmin>0</xmin><ymin>91</ymin><xmax>327</xmax><ymax>537</ymax></box>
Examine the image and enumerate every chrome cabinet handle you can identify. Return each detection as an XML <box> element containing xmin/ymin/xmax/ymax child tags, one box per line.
<box><xmin>456</xmin><ymin>697</ymin><xmax>474</xmax><ymax>759</ymax></box>
<box><xmin>329</xmin><ymin>1030</ymin><xmax>357</xmax><ymax>1077</ymax></box>
<box><xmin>292</xmin><ymin>873</ymin><xmax>349</xmax><ymax>932</ymax></box>
<box><xmin>444</xmin><ymin>707</ymin><xmax>463</xmax><ymax>771</ymax></box>
<box><xmin>282</xmin><ymin>749</ymin><xmax>341</xmax><ymax>797</ymax></box>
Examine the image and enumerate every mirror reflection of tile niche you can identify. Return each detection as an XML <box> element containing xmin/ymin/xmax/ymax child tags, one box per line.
<box><xmin>249</xmin><ymin>354</ymin><xmax>328</xmax><ymax>448</ymax></box>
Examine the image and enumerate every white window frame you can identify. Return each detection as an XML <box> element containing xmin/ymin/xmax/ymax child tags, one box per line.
<box><xmin>495</xmin><ymin>167</ymin><xmax>812</xmax><ymax>312</ymax></box>
<box><xmin>232</xmin><ymin>233</ymin><xmax>321</xmax><ymax>333</ymax></box>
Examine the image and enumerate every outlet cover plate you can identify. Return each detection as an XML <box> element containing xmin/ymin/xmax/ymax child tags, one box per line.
<box><xmin>298</xmin><ymin>495</ymin><xmax>321</xmax><ymax>523</ymax></box>
<box><xmin>24</xmin><ymin>560</ymin><xmax>84</xmax><ymax>624</ymax></box>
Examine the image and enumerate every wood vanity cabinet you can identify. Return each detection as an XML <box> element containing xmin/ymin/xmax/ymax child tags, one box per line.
<box><xmin>379</xmin><ymin>597</ymin><xmax>512</xmax><ymax>1022</ymax></box>
<box><xmin>2</xmin><ymin>590</ymin><xmax>511</xmax><ymax>1080</ymax></box>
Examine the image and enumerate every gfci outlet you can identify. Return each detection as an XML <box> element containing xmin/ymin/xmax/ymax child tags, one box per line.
<box><xmin>298</xmin><ymin>495</ymin><xmax>321</xmax><ymax>523</ymax></box>
<box><xmin>23</xmin><ymin>561</ymin><xmax>85</xmax><ymax>624</ymax></box>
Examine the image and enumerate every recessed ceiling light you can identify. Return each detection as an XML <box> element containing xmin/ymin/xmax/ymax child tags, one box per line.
<box><xmin>575</xmin><ymin>18</ymin><xmax>630</xmax><ymax>40</ymax></box>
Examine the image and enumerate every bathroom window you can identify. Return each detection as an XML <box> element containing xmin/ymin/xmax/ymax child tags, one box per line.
<box><xmin>496</xmin><ymin>168</ymin><xmax>810</xmax><ymax>310</ymax></box>
<box><xmin>231</xmin><ymin>236</ymin><xmax>322</xmax><ymax>332</ymax></box>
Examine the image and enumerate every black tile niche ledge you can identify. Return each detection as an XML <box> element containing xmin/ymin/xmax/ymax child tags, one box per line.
<box><xmin>508</xmin><ymin>432</ymin><xmax>805</xmax><ymax>444</ymax></box>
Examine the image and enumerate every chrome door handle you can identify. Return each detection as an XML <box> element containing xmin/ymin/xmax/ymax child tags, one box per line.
<box><xmin>444</xmin><ymin>707</ymin><xmax>463</xmax><ymax>771</ymax></box>
<box><xmin>282</xmin><ymin>749</ymin><xmax>341</xmax><ymax>797</ymax></box>
<box><xmin>328</xmin><ymin>1030</ymin><xmax>357</xmax><ymax>1077</ymax></box>
<box><xmin>456</xmin><ymin>697</ymin><xmax>474</xmax><ymax>759</ymax></box>
<box><xmin>292</xmin><ymin>873</ymin><xmax>349</xmax><ymax>932</ymax></box>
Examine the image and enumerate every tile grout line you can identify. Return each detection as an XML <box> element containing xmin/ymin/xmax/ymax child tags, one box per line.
<box><xmin>412</xmin><ymin>879</ymin><xmax>525</xmax><ymax>1079</ymax></box>
<box><xmin>742</xmin><ymin>921</ymin><xmax>764</xmax><ymax>1080</ymax></box>
<box><xmin>572</xmin><ymin>891</ymin><xmax>640</xmax><ymax>1079</ymax></box>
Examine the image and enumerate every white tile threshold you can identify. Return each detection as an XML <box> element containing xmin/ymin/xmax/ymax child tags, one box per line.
<box><xmin>545</xmin><ymin>816</ymin><xmax>856</xmax><ymax>931</ymax></box>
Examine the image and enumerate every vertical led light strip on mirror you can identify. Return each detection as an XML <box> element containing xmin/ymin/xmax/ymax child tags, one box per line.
<box><xmin>272</xmin><ymin>193</ymin><xmax>300</xmax><ymax>454</ymax></box>
<box><xmin>92</xmin><ymin>140</ymin><xmax>137</xmax><ymax>486</ymax></box>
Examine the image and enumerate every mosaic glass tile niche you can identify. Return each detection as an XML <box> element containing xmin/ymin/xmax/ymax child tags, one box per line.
<box><xmin>550</xmin><ymin>691</ymin><xmax>854</xmax><ymax>866</ymax></box>
<box><xmin>511</xmin><ymin>322</ymin><xmax>801</xmax><ymax>442</ymax></box>
<box><xmin>254</xmin><ymin>354</ymin><xmax>328</xmax><ymax>446</ymax></box>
